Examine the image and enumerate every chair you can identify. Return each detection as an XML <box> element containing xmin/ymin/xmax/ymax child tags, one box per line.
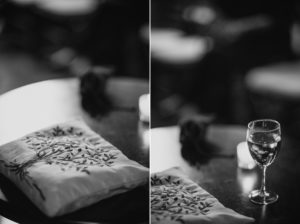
<box><xmin>245</xmin><ymin>61</ymin><xmax>300</xmax><ymax>136</ymax></box>
<box><xmin>151</xmin><ymin>28</ymin><xmax>211</xmax><ymax>115</ymax></box>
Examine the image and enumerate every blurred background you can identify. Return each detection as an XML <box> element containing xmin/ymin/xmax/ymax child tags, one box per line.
<box><xmin>0</xmin><ymin>0</ymin><xmax>148</xmax><ymax>94</ymax></box>
<box><xmin>151</xmin><ymin>0</ymin><xmax>300</xmax><ymax>137</ymax></box>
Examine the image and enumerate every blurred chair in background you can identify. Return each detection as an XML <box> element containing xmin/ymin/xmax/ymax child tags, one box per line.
<box><xmin>151</xmin><ymin>27</ymin><xmax>211</xmax><ymax>125</ymax></box>
<box><xmin>0</xmin><ymin>0</ymin><xmax>148</xmax><ymax>78</ymax></box>
<box><xmin>151</xmin><ymin>0</ymin><xmax>296</xmax><ymax>127</ymax></box>
<box><xmin>246</xmin><ymin>62</ymin><xmax>300</xmax><ymax>136</ymax></box>
<box><xmin>151</xmin><ymin>0</ymin><xmax>214</xmax><ymax>127</ymax></box>
<box><xmin>245</xmin><ymin>2</ymin><xmax>300</xmax><ymax>138</ymax></box>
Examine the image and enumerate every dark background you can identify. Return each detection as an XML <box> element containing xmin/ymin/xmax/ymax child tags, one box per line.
<box><xmin>0</xmin><ymin>0</ymin><xmax>149</xmax><ymax>94</ymax></box>
<box><xmin>151</xmin><ymin>0</ymin><xmax>300</xmax><ymax>139</ymax></box>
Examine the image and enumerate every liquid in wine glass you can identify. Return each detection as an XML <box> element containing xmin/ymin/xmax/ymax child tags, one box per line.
<box><xmin>246</xmin><ymin>119</ymin><xmax>281</xmax><ymax>205</ymax></box>
<box><xmin>247</xmin><ymin>132</ymin><xmax>281</xmax><ymax>167</ymax></box>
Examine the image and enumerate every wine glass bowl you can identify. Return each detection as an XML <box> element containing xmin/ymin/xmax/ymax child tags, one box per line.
<box><xmin>246</xmin><ymin>119</ymin><xmax>281</xmax><ymax>205</ymax></box>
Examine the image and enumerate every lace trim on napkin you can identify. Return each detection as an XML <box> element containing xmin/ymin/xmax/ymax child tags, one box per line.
<box><xmin>0</xmin><ymin>125</ymin><xmax>120</xmax><ymax>201</ymax></box>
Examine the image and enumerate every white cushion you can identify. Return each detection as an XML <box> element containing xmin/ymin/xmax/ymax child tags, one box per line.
<box><xmin>0</xmin><ymin>119</ymin><xmax>148</xmax><ymax>217</ymax></box>
<box><xmin>151</xmin><ymin>167</ymin><xmax>254</xmax><ymax>224</ymax></box>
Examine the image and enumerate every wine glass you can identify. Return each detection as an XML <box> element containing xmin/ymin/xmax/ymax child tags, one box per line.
<box><xmin>246</xmin><ymin>119</ymin><xmax>281</xmax><ymax>205</ymax></box>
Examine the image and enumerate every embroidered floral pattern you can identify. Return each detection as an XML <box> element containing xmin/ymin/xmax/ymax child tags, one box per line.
<box><xmin>0</xmin><ymin>125</ymin><xmax>120</xmax><ymax>201</ymax></box>
<box><xmin>151</xmin><ymin>175</ymin><xmax>213</xmax><ymax>223</ymax></box>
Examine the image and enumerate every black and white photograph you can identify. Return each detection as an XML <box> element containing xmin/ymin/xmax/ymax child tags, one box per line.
<box><xmin>1</xmin><ymin>0</ymin><xmax>300</xmax><ymax>223</ymax></box>
<box><xmin>0</xmin><ymin>0</ymin><xmax>149</xmax><ymax>223</ymax></box>
<box><xmin>151</xmin><ymin>0</ymin><xmax>300</xmax><ymax>224</ymax></box>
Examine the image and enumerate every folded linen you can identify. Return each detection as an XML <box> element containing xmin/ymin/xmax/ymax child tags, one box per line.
<box><xmin>0</xmin><ymin>119</ymin><xmax>149</xmax><ymax>217</ymax></box>
<box><xmin>151</xmin><ymin>167</ymin><xmax>254</xmax><ymax>224</ymax></box>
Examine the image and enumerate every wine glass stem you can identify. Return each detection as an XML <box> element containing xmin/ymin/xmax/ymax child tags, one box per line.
<box><xmin>260</xmin><ymin>166</ymin><xmax>267</xmax><ymax>196</ymax></box>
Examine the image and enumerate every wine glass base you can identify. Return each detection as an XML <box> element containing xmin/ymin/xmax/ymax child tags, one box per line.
<box><xmin>249</xmin><ymin>190</ymin><xmax>278</xmax><ymax>205</ymax></box>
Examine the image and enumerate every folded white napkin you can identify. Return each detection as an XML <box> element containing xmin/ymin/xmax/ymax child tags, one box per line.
<box><xmin>0</xmin><ymin>119</ymin><xmax>149</xmax><ymax>217</ymax></box>
<box><xmin>151</xmin><ymin>168</ymin><xmax>254</xmax><ymax>224</ymax></box>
